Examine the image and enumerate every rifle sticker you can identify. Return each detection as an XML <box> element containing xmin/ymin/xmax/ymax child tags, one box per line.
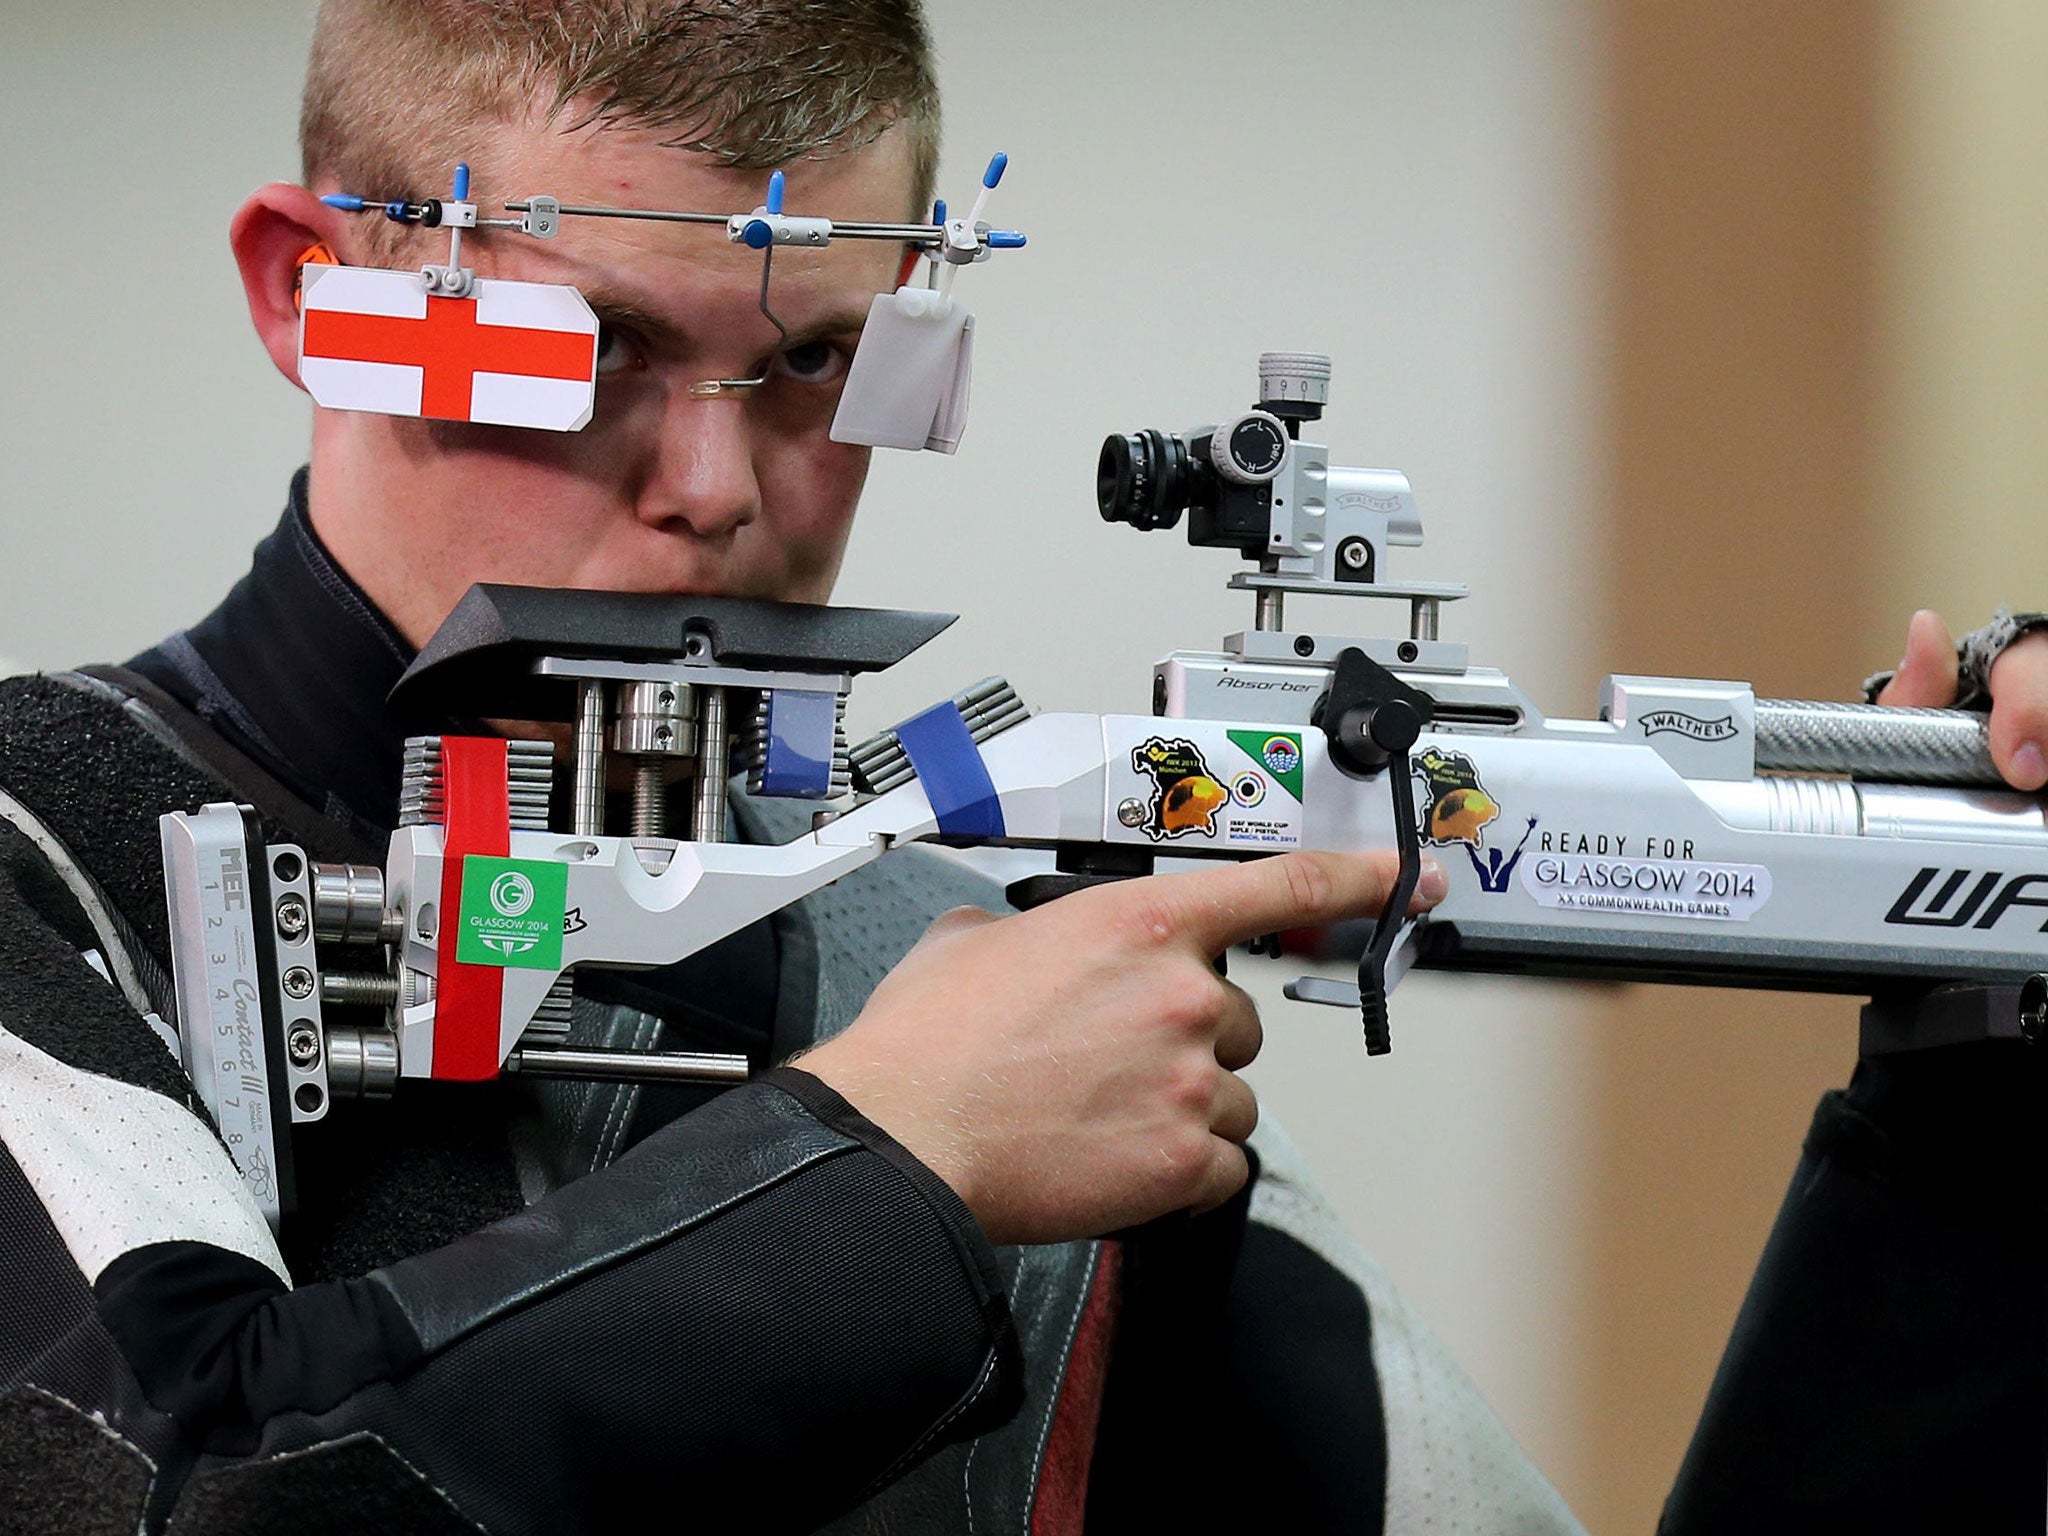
<box><xmin>1229</xmin><ymin>730</ymin><xmax>1304</xmax><ymax>802</ymax></box>
<box><xmin>457</xmin><ymin>856</ymin><xmax>569</xmax><ymax>968</ymax></box>
<box><xmin>1131</xmin><ymin>737</ymin><xmax>1229</xmax><ymax>840</ymax></box>
<box><xmin>1520</xmin><ymin>853</ymin><xmax>1772</xmax><ymax>921</ymax></box>
<box><xmin>1468</xmin><ymin>816</ymin><xmax>1539</xmax><ymax>894</ymax></box>
<box><xmin>1413</xmin><ymin>747</ymin><xmax>1501</xmax><ymax>850</ymax></box>
<box><xmin>1108</xmin><ymin>722</ymin><xmax>1304</xmax><ymax>848</ymax></box>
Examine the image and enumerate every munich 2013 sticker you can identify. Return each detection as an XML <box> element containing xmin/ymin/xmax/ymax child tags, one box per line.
<box><xmin>1408</xmin><ymin>745</ymin><xmax>1540</xmax><ymax>893</ymax></box>
<box><xmin>457</xmin><ymin>855</ymin><xmax>569</xmax><ymax>968</ymax></box>
<box><xmin>1412</xmin><ymin>746</ymin><xmax>1502</xmax><ymax>849</ymax></box>
<box><xmin>1111</xmin><ymin>721</ymin><xmax>1305</xmax><ymax>848</ymax></box>
<box><xmin>1130</xmin><ymin>737</ymin><xmax>1228</xmax><ymax>840</ymax></box>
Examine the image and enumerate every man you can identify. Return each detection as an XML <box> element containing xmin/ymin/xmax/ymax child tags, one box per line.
<box><xmin>0</xmin><ymin>3</ymin><xmax>1580</xmax><ymax>1533</ymax></box>
<box><xmin>1</xmin><ymin>5</ymin><xmax>2042</xmax><ymax>1533</ymax></box>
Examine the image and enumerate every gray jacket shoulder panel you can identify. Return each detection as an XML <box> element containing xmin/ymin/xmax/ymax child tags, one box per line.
<box><xmin>1248</xmin><ymin>1116</ymin><xmax>1584</xmax><ymax>1536</ymax></box>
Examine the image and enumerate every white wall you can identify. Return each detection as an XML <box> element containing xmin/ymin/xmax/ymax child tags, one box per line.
<box><xmin>862</xmin><ymin>1</ymin><xmax>1607</xmax><ymax>1492</ymax></box>
<box><xmin>0</xmin><ymin>0</ymin><xmax>316</xmax><ymax>669</ymax></box>
<box><xmin>0</xmin><ymin>0</ymin><xmax>1605</xmax><ymax>1499</ymax></box>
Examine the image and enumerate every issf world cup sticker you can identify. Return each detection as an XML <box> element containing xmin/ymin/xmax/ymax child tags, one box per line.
<box><xmin>1111</xmin><ymin>723</ymin><xmax>1304</xmax><ymax>848</ymax></box>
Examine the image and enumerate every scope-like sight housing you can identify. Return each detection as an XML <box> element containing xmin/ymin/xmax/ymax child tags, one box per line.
<box><xmin>1097</xmin><ymin>414</ymin><xmax>1294</xmax><ymax>554</ymax></box>
<box><xmin>1098</xmin><ymin>352</ymin><xmax>1328</xmax><ymax>544</ymax></box>
<box><xmin>1097</xmin><ymin>429</ymin><xmax>1196</xmax><ymax>532</ymax></box>
<box><xmin>1095</xmin><ymin>353</ymin><xmax>1426</xmax><ymax>594</ymax></box>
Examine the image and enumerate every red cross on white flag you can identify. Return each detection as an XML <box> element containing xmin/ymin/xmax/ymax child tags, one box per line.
<box><xmin>299</xmin><ymin>265</ymin><xmax>599</xmax><ymax>432</ymax></box>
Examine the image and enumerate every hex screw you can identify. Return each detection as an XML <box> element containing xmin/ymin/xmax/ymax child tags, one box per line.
<box><xmin>282</xmin><ymin>966</ymin><xmax>315</xmax><ymax>1000</ymax></box>
<box><xmin>287</xmin><ymin>1023</ymin><xmax>321</xmax><ymax>1066</ymax></box>
<box><xmin>1339</xmin><ymin>539</ymin><xmax>1370</xmax><ymax>570</ymax></box>
<box><xmin>1294</xmin><ymin>635</ymin><xmax>1316</xmax><ymax>657</ymax></box>
<box><xmin>275</xmin><ymin>895</ymin><xmax>309</xmax><ymax>941</ymax></box>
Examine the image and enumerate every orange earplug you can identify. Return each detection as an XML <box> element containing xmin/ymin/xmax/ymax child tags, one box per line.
<box><xmin>293</xmin><ymin>241</ymin><xmax>340</xmax><ymax>314</ymax></box>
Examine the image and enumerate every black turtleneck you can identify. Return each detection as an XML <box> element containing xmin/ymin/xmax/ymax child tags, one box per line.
<box><xmin>127</xmin><ymin>469</ymin><xmax>777</xmax><ymax>1063</ymax></box>
<box><xmin>129</xmin><ymin>469</ymin><xmax>416</xmax><ymax>843</ymax></box>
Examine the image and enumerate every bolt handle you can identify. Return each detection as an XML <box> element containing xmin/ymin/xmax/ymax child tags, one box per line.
<box><xmin>1315</xmin><ymin>646</ymin><xmax>1434</xmax><ymax>778</ymax></box>
<box><xmin>1309</xmin><ymin>647</ymin><xmax>1436</xmax><ymax>1055</ymax></box>
<box><xmin>1358</xmin><ymin>740</ymin><xmax>1423</xmax><ymax>1056</ymax></box>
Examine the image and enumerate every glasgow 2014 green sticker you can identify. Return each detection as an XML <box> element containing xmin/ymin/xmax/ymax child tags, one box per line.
<box><xmin>456</xmin><ymin>856</ymin><xmax>568</xmax><ymax>970</ymax></box>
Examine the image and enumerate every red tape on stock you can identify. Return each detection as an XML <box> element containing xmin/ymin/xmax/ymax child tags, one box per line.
<box><xmin>432</xmin><ymin>736</ymin><xmax>511</xmax><ymax>1080</ymax></box>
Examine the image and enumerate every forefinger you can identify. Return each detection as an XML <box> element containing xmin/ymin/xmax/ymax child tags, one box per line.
<box><xmin>1157</xmin><ymin>848</ymin><xmax>1418</xmax><ymax>958</ymax></box>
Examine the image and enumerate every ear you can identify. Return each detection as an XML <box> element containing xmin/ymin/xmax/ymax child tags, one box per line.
<box><xmin>230</xmin><ymin>183</ymin><xmax>353</xmax><ymax>391</ymax></box>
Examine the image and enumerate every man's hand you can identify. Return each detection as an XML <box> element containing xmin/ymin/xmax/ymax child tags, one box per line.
<box><xmin>799</xmin><ymin>849</ymin><xmax>1446</xmax><ymax>1246</ymax></box>
<box><xmin>1878</xmin><ymin>609</ymin><xmax>2048</xmax><ymax>791</ymax></box>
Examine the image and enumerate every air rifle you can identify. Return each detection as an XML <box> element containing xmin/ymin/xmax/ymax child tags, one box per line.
<box><xmin>163</xmin><ymin>353</ymin><xmax>2048</xmax><ymax>1228</ymax></box>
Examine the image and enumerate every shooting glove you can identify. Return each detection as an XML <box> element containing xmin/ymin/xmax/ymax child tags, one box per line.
<box><xmin>1862</xmin><ymin>608</ymin><xmax>2048</xmax><ymax>709</ymax></box>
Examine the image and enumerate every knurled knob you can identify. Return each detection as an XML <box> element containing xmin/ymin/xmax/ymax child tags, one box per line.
<box><xmin>1258</xmin><ymin>351</ymin><xmax>1332</xmax><ymax>411</ymax></box>
<box><xmin>1209</xmin><ymin>411</ymin><xmax>1291</xmax><ymax>485</ymax></box>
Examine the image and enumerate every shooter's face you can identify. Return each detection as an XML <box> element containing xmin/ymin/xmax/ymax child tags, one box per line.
<box><xmin>309</xmin><ymin>116</ymin><xmax>917</xmax><ymax>647</ymax></box>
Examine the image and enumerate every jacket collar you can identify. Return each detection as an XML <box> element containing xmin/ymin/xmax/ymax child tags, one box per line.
<box><xmin>129</xmin><ymin>468</ymin><xmax>417</xmax><ymax>842</ymax></box>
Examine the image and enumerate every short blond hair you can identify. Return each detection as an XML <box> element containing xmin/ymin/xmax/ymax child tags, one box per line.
<box><xmin>301</xmin><ymin>0</ymin><xmax>941</xmax><ymax>221</ymax></box>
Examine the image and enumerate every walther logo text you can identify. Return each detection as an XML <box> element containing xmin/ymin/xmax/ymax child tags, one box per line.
<box><xmin>1638</xmin><ymin>711</ymin><xmax>1738</xmax><ymax>743</ymax></box>
<box><xmin>1885</xmin><ymin>867</ymin><xmax>2048</xmax><ymax>930</ymax></box>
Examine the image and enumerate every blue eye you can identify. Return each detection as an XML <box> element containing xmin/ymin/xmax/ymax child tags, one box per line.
<box><xmin>773</xmin><ymin>340</ymin><xmax>850</xmax><ymax>384</ymax></box>
<box><xmin>594</xmin><ymin>323</ymin><xmax>647</xmax><ymax>377</ymax></box>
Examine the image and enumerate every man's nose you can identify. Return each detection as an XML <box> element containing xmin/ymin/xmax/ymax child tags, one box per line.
<box><xmin>636</xmin><ymin>388</ymin><xmax>762</xmax><ymax>540</ymax></box>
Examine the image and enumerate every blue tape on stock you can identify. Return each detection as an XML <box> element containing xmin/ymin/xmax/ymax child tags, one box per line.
<box><xmin>757</xmin><ymin>689</ymin><xmax>837</xmax><ymax>799</ymax></box>
<box><xmin>894</xmin><ymin>702</ymin><xmax>1005</xmax><ymax>840</ymax></box>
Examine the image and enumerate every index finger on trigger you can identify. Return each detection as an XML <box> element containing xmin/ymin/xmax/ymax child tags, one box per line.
<box><xmin>1161</xmin><ymin>849</ymin><xmax>1415</xmax><ymax>958</ymax></box>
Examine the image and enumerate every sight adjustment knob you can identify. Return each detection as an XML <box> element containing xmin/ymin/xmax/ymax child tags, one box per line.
<box><xmin>1209</xmin><ymin>411</ymin><xmax>1291</xmax><ymax>486</ymax></box>
<box><xmin>1258</xmin><ymin>351</ymin><xmax>1332</xmax><ymax>421</ymax></box>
